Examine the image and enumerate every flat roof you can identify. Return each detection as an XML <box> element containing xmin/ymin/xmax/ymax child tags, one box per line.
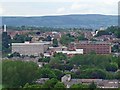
<box><xmin>78</xmin><ymin>41</ymin><xmax>111</xmax><ymax>44</ymax></box>
<box><xmin>12</xmin><ymin>42</ymin><xmax>50</xmax><ymax>45</ymax></box>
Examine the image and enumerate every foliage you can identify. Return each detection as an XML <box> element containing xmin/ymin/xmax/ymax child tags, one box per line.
<box><xmin>60</xmin><ymin>34</ymin><xmax>75</xmax><ymax>45</ymax></box>
<box><xmin>52</xmin><ymin>69</ymin><xmax>64</xmax><ymax>80</ymax></box>
<box><xmin>42</xmin><ymin>78</ymin><xmax>58</xmax><ymax>88</ymax></box>
<box><xmin>116</xmin><ymin>71</ymin><xmax>120</xmax><ymax>79</ymax></box>
<box><xmin>69</xmin><ymin>54</ymin><xmax>113</xmax><ymax>68</ymax></box>
<box><xmin>44</xmin><ymin>35</ymin><xmax>52</xmax><ymax>41</ymax></box>
<box><xmin>82</xmin><ymin>68</ymin><xmax>107</xmax><ymax>79</ymax></box>
<box><xmin>49</xmin><ymin>57</ymin><xmax>61</xmax><ymax>69</ymax></box>
<box><xmin>89</xmin><ymin>82</ymin><xmax>97</xmax><ymax>90</ymax></box>
<box><xmin>112</xmin><ymin>44</ymin><xmax>120</xmax><ymax>52</ymax></box>
<box><xmin>105</xmin><ymin>63</ymin><xmax>118</xmax><ymax>72</ymax></box>
<box><xmin>12</xmin><ymin>34</ymin><xmax>32</xmax><ymax>43</ymax></box>
<box><xmin>78</xmin><ymin>34</ymin><xmax>88</xmax><ymax>41</ymax></box>
<box><xmin>71</xmin><ymin>84</ymin><xmax>89</xmax><ymax>88</ymax></box>
<box><xmin>53</xmin><ymin>53</ymin><xmax>67</xmax><ymax>61</ymax></box>
<box><xmin>23</xmin><ymin>83</ymin><xmax>42</xmax><ymax>88</ymax></box>
<box><xmin>2</xmin><ymin>32</ymin><xmax>11</xmax><ymax>54</ymax></box>
<box><xmin>95</xmin><ymin>30</ymin><xmax>111</xmax><ymax>37</ymax></box>
<box><xmin>38</xmin><ymin>68</ymin><xmax>57</xmax><ymax>79</ymax></box>
<box><xmin>7</xmin><ymin>52</ymin><xmax>21</xmax><ymax>58</ymax></box>
<box><xmin>54</xmin><ymin>82</ymin><xmax>65</xmax><ymax>88</ymax></box>
<box><xmin>2</xmin><ymin>60</ymin><xmax>39</xmax><ymax>88</ymax></box>
<box><xmin>117</xmin><ymin>56</ymin><xmax>120</xmax><ymax>69</ymax></box>
<box><xmin>67</xmin><ymin>54</ymin><xmax>119</xmax><ymax>79</ymax></box>
<box><xmin>52</xmin><ymin>39</ymin><xmax>58</xmax><ymax>47</ymax></box>
<box><xmin>38</xmin><ymin>57</ymin><xmax>50</xmax><ymax>62</ymax></box>
<box><xmin>107</xmin><ymin>26</ymin><xmax>120</xmax><ymax>38</ymax></box>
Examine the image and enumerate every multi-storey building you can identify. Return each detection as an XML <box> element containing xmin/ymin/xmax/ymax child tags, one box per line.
<box><xmin>12</xmin><ymin>41</ymin><xmax>51</xmax><ymax>56</ymax></box>
<box><xmin>68</xmin><ymin>41</ymin><xmax>111</xmax><ymax>54</ymax></box>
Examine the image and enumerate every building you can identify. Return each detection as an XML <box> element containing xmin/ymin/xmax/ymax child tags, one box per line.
<box><xmin>56</xmin><ymin>49</ymin><xmax>83</xmax><ymax>56</ymax></box>
<box><xmin>35</xmin><ymin>78</ymin><xmax>49</xmax><ymax>84</ymax></box>
<box><xmin>97</xmin><ymin>80</ymin><xmax>119</xmax><ymax>88</ymax></box>
<box><xmin>12</xmin><ymin>41</ymin><xmax>51</xmax><ymax>56</ymax></box>
<box><xmin>49</xmin><ymin>46</ymin><xmax>67</xmax><ymax>52</ymax></box>
<box><xmin>61</xmin><ymin>74</ymin><xmax>119</xmax><ymax>88</ymax></box>
<box><xmin>68</xmin><ymin>41</ymin><xmax>111</xmax><ymax>54</ymax></box>
<box><xmin>61</xmin><ymin>74</ymin><xmax>71</xmax><ymax>83</ymax></box>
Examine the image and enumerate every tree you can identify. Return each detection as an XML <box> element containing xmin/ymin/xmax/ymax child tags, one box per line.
<box><xmin>106</xmin><ymin>26</ymin><xmax>120</xmax><ymax>38</ymax></box>
<box><xmin>52</xmin><ymin>69</ymin><xmax>64</xmax><ymax>80</ymax></box>
<box><xmin>23</xmin><ymin>83</ymin><xmax>42</xmax><ymax>88</ymax></box>
<box><xmin>89</xmin><ymin>82</ymin><xmax>97</xmax><ymax>90</ymax></box>
<box><xmin>53</xmin><ymin>53</ymin><xmax>67</xmax><ymax>61</ymax></box>
<box><xmin>117</xmin><ymin>56</ymin><xmax>120</xmax><ymax>69</ymax></box>
<box><xmin>46</xmin><ymin>35</ymin><xmax>52</xmax><ymax>41</ymax></box>
<box><xmin>42</xmin><ymin>78</ymin><xmax>58</xmax><ymax>88</ymax></box>
<box><xmin>7</xmin><ymin>52</ymin><xmax>21</xmax><ymax>58</ymax></box>
<box><xmin>90</xmin><ymin>69</ymin><xmax>106</xmax><ymax>79</ymax></box>
<box><xmin>52</xmin><ymin>39</ymin><xmax>58</xmax><ymax>47</ymax></box>
<box><xmin>54</xmin><ymin>82</ymin><xmax>65</xmax><ymax>88</ymax></box>
<box><xmin>71</xmin><ymin>84</ymin><xmax>88</xmax><ymax>88</ymax></box>
<box><xmin>12</xmin><ymin>34</ymin><xmax>32</xmax><ymax>43</ymax></box>
<box><xmin>38</xmin><ymin>57</ymin><xmax>50</xmax><ymax>62</ymax></box>
<box><xmin>60</xmin><ymin>34</ymin><xmax>75</xmax><ymax>45</ymax></box>
<box><xmin>78</xmin><ymin>34</ymin><xmax>88</xmax><ymax>41</ymax></box>
<box><xmin>2</xmin><ymin>32</ymin><xmax>11</xmax><ymax>54</ymax></box>
<box><xmin>116</xmin><ymin>71</ymin><xmax>120</xmax><ymax>79</ymax></box>
<box><xmin>38</xmin><ymin>68</ymin><xmax>57</xmax><ymax>79</ymax></box>
<box><xmin>49</xmin><ymin>57</ymin><xmax>61</xmax><ymax>69</ymax></box>
<box><xmin>95</xmin><ymin>30</ymin><xmax>110</xmax><ymax>37</ymax></box>
<box><xmin>106</xmin><ymin>63</ymin><xmax>118</xmax><ymax>72</ymax></box>
<box><xmin>2</xmin><ymin>60</ymin><xmax>39</xmax><ymax>88</ymax></box>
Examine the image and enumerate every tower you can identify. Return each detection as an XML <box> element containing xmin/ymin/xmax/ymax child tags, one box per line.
<box><xmin>3</xmin><ymin>24</ymin><xmax>7</xmax><ymax>32</ymax></box>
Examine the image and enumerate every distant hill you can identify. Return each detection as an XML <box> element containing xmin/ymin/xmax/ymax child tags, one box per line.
<box><xmin>2</xmin><ymin>14</ymin><xmax>118</xmax><ymax>29</ymax></box>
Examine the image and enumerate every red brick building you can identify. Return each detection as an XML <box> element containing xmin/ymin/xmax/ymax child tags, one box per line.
<box><xmin>68</xmin><ymin>41</ymin><xmax>111</xmax><ymax>54</ymax></box>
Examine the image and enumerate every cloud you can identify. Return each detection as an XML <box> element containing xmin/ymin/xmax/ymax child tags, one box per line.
<box><xmin>0</xmin><ymin>5</ymin><xmax>3</xmax><ymax>15</ymax></box>
<box><xmin>56</xmin><ymin>7</ymin><xmax>65</xmax><ymax>13</ymax></box>
<box><xmin>69</xmin><ymin>0</ymin><xmax>119</xmax><ymax>15</ymax></box>
<box><xmin>0</xmin><ymin>0</ymin><xmax>76</xmax><ymax>2</ymax></box>
<box><xmin>1</xmin><ymin>0</ymin><xmax>119</xmax><ymax>16</ymax></box>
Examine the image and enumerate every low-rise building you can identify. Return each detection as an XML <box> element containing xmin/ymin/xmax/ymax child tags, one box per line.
<box><xmin>61</xmin><ymin>74</ymin><xmax>119</xmax><ymax>88</ymax></box>
<box><xmin>35</xmin><ymin>78</ymin><xmax>49</xmax><ymax>84</ymax></box>
<box><xmin>56</xmin><ymin>49</ymin><xmax>83</xmax><ymax>56</ymax></box>
<box><xmin>12</xmin><ymin>41</ymin><xmax>51</xmax><ymax>56</ymax></box>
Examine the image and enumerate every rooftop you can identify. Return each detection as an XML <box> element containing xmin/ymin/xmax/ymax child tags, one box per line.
<box><xmin>12</xmin><ymin>41</ymin><xmax>51</xmax><ymax>45</ymax></box>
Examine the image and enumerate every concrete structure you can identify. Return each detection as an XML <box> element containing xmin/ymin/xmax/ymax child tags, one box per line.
<box><xmin>49</xmin><ymin>46</ymin><xmax>67</xmax><ymax>52</ymax></box>
<box><xmin>97</xmin><ymin>80</ymin><xmax>119</xmax><ymax>88</ymax></box>
<box><xmin>68</xmin><ymin>41</ymin><xmax>111</xmax><ymax>54</ymax></box>
<box><xmin>35</xmin><ymin>78</ymin><xmax>49</xmax><ymax>84</ymax></box>
<box><xmin>61</xmin><ymin>74</ymin><xmax>71</xmax><ymax>83</ymax></box>
<box><xmin>3</xmin><ymin>24</ymin><xmax>7</xmax><ymax>32</ymax></box>
<box><xmin>61</xmin><ymin>74</ymin><xmax>119</xmax><ymax>88</ymax></box>
<box><xmin>12</xmin><ymin>41</ymin><xmax>51</xmax><ymax>56</ymax></box>
<box><xmin>56</xmin><ymin>49</ymin><xmax>83</xmax><ymax>55</ymax></box>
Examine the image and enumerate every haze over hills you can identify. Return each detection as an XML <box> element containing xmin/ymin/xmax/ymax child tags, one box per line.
<box><xmin>2</xmin><ymin>14</ymin><xmax>118</xmax><ymax>29</ymax></box>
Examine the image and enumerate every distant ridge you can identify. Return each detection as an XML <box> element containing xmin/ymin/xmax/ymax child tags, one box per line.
<box><xmin>2</xmin><ymin>14</ymin><xmax>117</xmax><ymax>29</ymax></box>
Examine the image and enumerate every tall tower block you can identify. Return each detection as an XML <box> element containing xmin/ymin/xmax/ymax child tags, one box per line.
<box><xmin>3</xmin><ymin>24</ymin><xmax>7</xmax><ymax>32</ymax></box>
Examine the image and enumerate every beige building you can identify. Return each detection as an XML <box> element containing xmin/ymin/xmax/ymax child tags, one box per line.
<box><xmin>12</xmin><ymin>41</ymin><xmax>51</xmax><ymax>56</ymax></box>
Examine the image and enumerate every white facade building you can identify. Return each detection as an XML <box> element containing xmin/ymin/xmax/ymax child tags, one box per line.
<box><xmin>56</xmin><ymin>49</ymin><xmax>83</xmax><ymax>55</ymax></box>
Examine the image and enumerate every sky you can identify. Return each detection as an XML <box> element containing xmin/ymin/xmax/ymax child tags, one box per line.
<box><xmin>0</xmin><ymin>0</ymin><xmax>120</xmax><ymax>16</ymax></box>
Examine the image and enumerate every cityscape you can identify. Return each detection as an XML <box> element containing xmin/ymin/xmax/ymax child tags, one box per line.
<box><xmin>1</xmin><ymin>0</ymin><xmax>120</xmax><ymax>89</ymax></box>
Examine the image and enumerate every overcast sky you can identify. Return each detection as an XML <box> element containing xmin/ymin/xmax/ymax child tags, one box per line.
<box><xmin>0</xmin><ymin>0</ymin><xmax>119</xmax><ymax>16</ymax></box>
